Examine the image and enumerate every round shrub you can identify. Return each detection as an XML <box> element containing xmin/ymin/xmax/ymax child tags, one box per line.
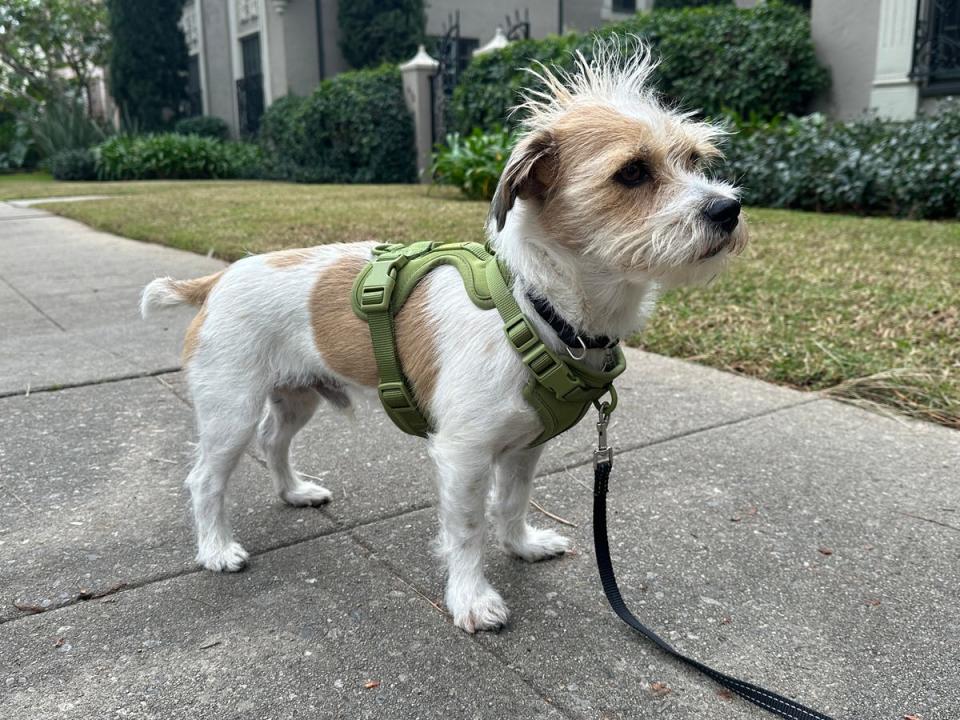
<box><xmin>451</xmin><ymin>2</ymin><xmax>828</xmax><ymax>133</ymax></box>
<box><xmin>49</xmin><ymin>148</ymin><xmax>98</xmax><ymax>180</ymax></box>
<box><xmin>96</xmin><ymin>133</ymin><xmax>261</xmax><ymax>180</ymax></box>
<box><xmin>174</xmin><ymin>115</ymin><xmax>230</xmax><ymax>140</ymax></box>
<box><xmin>258</xmin><ymin>94</ymin><xmax>308</xmax><ymax>179</ymax></box>
<box><xmin>259</xmin><ymin>65</ymin><xmax>416</xmax><ymax>183</ymax></box>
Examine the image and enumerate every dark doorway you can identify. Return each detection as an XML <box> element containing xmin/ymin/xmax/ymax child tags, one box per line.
<box><xmin>237</xmin><ymin>33</ymin><xmax>265</xmax><ymax>136</ymax></box>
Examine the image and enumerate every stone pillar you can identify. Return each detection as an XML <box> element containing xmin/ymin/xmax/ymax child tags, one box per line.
<box><xmin>400</xmin><ymin>45</ymin><xmax>439</xmax><ymax>183</ymax></box>
<box><xmin>868</xmin><ymin>0</ymin><xmax>921</xmax><ymax>119</ymax></box>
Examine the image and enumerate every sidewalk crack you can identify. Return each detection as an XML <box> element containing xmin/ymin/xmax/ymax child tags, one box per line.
<box><xmin>0</xmin><ymin>274</ymin><xmax>66</xmax><ymax>332</ymax></box>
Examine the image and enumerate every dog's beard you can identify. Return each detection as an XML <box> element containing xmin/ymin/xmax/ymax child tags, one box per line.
<box><xmin>588</xmin><ymin>204</ymin><xmax>745</xmax><ymax>289</ymax></box>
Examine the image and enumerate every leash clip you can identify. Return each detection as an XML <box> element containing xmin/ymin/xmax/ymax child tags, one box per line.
<box><xmin>594</xmin><ymin>401</ymin><xmax>613</xmax><ymax>469</ymax></box>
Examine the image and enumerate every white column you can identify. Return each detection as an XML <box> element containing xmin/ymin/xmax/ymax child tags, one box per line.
<box><xmin>400</xmin><ymin>46</ymin><xmax>440</xmax><ymax>184</ymax></box>
<box><xmin>196</xmin><ymin>0</ymin><xmax>209</xmax><ymax>114</ymax></box>
<box><xmin>869</xmin><ymin>0</ymin><xmax>921</xmax><ymax>119</ymax></box>
<box><xmin>258</xmin><ymin>0</ymin><xmax>274</xmax><ymax>105</ymax></box>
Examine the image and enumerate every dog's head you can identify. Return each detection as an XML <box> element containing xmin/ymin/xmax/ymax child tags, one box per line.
<box><xmin>491</xmin><ymin>37</ymin><xmax>748</xmax><ymax>288</ymax></box>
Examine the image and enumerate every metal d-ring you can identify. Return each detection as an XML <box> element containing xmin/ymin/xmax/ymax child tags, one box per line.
<box><xmin>565</xmin><ymin>336</ymin><xmax>588</xmax><ymax>361</ymax></box>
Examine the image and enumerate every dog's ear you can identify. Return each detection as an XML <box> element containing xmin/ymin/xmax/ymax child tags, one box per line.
<box><xmin>491</xmin><ymin>130</ymin><xmax>557</xmax><ymax>232</ymax></box>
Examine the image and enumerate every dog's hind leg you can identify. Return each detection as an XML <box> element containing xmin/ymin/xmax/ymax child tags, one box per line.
<box><xmin>492</xmin><ymin>446</ymin><xmax>570</xmax><ymax>562</ymax></box>
<box><xmin>256</xmin><ymin>386</ymin><xmax>331</xmax><ymax>507</ymax></box>
<box><xmin>188</xmin><ymin>381</ymin><xmax>265</xmax><ymax>572</ymax></box>
<box><xmin>431</xmin><ymin>437</ymin><xmax>507</xmax><ymax>633</ymax></box>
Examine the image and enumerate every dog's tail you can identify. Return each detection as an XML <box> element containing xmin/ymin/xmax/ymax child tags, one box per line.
<box><xmin>140</xmin><ymin>271</ymin><xmax>223</xmax><ymax>318</ymax></box>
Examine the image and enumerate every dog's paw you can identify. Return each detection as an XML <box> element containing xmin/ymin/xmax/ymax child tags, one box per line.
<box><xmin>282</xmin><ymin>480</ymin><xmax>332</xmax><ymax>507</ymax></box>
<box><xmin>448</xmin><ymin>586</ymin><xmax>509</xmax><ymax>634</ymax></box>
<box><xmin>198</xmin><ymin>541</ymin><xmax>250</xmax><ymax>573</ymax></box>
<box><xmin>505</xmin><ymin>526</ymin><xmax>570</xmax><ymax>562</ymax></box>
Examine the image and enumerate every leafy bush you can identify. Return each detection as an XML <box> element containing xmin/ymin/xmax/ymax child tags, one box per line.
<box><xmin>96</xmin><ymin>134</ymin><xmax>261</xmax><ymax>180</ymax></box>
<box><xmin>451</xmin><ymin>2</ymin><xmax>828</xmax><ymax>133</ymax></box>
<box><xmin>722</xmin><ymin>103</ymin><xmax>960</xmax><ymax>219</ymax></box>
<box><xmin>435</xmin><ymin>101</ymin><xmax>960</xmax><ymax>219</ymax></box>
<box><xmin>0</xmin><ymin>114</ymin><xmax>35</xmax><ymax>170</ymax></box>
<box><xmin>431</xmin><ymin>128</ymin><xmax>515</xmax><ymax>200</ymax></box>
<box><xmin>654</xmin><ymin>0</ymin><xmax>731</xmax><ymax>7</ymax></box>
<box><xmin>174</xmin><ymin>115</ymin><xmax>230</xmax><ymax>140</ymax></box>
<box><xmin>260</xmin><ymin>65</ymin><xmax>416</xmax><ymax>183</ymax></box>
<box><xmin>25</xmin><ymin>96</ymin><xmax>110</xmax><ymax>158</ymax></box>
<box><xmin>49</xmin><ymin>148</ymin><xmax>98</xmax><ymax>180</ymax></box>
<box><xmin>258</xmin><ymin>94</ymin><xmax>308</xmax><ymax>179</ymax></box>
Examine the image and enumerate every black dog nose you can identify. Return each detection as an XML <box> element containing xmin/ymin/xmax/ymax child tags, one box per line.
<box><xmin>704</xmin><ymin>198</ymin><xmax>741</xmax><ymax>233</ymax></box>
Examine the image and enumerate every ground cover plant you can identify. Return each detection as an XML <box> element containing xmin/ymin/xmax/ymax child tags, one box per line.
<box><xmin>3</xmin><ymin>176</ymin><xmax>954</xmax><ymax>428</ymax></box>
<box><xmin>435</xmin><ymin>104</ymin><xmax>960</xmax><ymax>219</ymax></box>
<box><xmin>725</xmin><ymin>104</ymin><xmax>960</xmax><ymax>219</ymax></box>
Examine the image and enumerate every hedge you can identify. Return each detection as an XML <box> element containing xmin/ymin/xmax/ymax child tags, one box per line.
<box><xmin>174</xmin><ymin>115</ymin><xmax>230</xmax><ymax>140</ymax></box>
<box><xmin>433</xmin><ymin>100</ymin><xmax>960</xmax><ymax>219</ymax></box>
<box><xmin>96</xmin><ymin>134</ymin><xmax>260</xmax><ymax>180</ymax></box>
<box><xmin>723</xmin><ymin>101</ymin><xmax>960</xmax><ymax>219</ymax></box>
<box><xmin>50</xmin><ymin>148</ymin><xmax>98</xmax><ymax>180</ymax></box>
<box><xmin>260</xmin><ymin>64</ymin><xmax>416</xmax><ymax>183</ymax></box>
<box><xmin>451</xmin><ymin>2</ymin><xmax>828</xmax><ymax>134</ymax></box>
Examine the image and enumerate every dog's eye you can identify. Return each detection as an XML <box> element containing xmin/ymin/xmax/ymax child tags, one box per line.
<box><xmin>615</xmin><ymin>161</ymin><xmax>649</xmax><ymax>187</ymax></box>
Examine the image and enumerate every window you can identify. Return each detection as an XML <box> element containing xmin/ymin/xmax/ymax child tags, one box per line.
<box><xmin>612</xmin><ymin>0</ymin><xmax>637</xmax><ymax>12</ymax></box>
<box><xmin>237</xmin><ymin>33</ymin><xmax>264</xmax><ymax>135</ymax></box>
<box><xmin>912</xmin><ymin>0</ymin><xmax>960</xmax><ymax>95</ymax></box>
<box><xmin>186</xmin><ymin>56</ymin><xmax>202</xmax><ymax>116</ymax></box>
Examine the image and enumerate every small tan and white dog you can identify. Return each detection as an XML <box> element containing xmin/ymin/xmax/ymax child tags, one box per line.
<box><xmin>141</xmin><ymin>39</ymin><xmax>747</xmax><ymax>633</ymax></box>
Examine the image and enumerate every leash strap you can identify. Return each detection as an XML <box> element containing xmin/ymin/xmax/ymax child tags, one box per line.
<box><xmin>591</xmin><ymin>408</ymin><xmax>836</xmax><ymax>720</ymax></box>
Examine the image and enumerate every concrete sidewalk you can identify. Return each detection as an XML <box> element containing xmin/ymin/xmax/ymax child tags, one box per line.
<box><xmin>1</xmin><ymin>202</ymin><xmax>958</xmax><ymax>720</ymax></box>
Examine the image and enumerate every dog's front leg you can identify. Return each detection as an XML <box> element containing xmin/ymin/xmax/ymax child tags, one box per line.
<box><xmin>492</xmin><ymin>446</ymin><xmax>570</xmax><ymax>561</ymax></box>
<box><xmin>430</xmin><ymin>438</ymin><xmax>507</xmax><ymax>633</ymax></box>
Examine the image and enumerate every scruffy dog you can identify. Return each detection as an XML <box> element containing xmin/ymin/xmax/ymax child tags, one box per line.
<box><xmin>142</xmin><ymin>40</ymin><xmax>747</xmax><ymax>633</ymax></box>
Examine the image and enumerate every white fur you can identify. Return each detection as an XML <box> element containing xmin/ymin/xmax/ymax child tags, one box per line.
<box><xmin>143</xmin><ymin>39</ymin><xmax>747</xmax><ymax>633</ymax></box>
<box><xmin>141</xmin><ymin>277</ymin><xmax>186</xmax><ymax>318</ymax></box>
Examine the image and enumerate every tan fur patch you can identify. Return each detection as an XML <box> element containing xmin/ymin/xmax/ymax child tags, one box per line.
<box><xmin>265</xmin><ymin>248</ymin><xmax>319</xmax><ymax>269</ymax></box>
<box><xmin>310</xmin><ymin>255</ymin><xmax>439</xmax><ymax>410</ymax></box>
<box><xmin>396</xmin><ymin>281</ymin><xmax>438</xmax><ymax>410</ymax></box>
<box><xmin>533</xmin><ymin>104</ymin><xmax>722</xmax><ymax>268</ymax></box>
<box><xmin>182</xmin><ymin>307</ymin><xmax>206</xmax><ymax>364</ymax></box>
<box><xmin>171</xmin><ymin>272</ymin><xmax>223</xmax><ymax>306</ymax></box>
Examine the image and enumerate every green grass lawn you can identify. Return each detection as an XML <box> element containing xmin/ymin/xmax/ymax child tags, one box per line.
<box><xmin>4</xmin><ymin>176</ymin><xmax>957</xmax><ymax>428</ymax></box>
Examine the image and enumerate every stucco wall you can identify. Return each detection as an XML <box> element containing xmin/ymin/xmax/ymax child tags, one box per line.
<box><xmin>318</xmin><ymin>0</ymin><xmax>348</xmax><ymax>78</ymax></box>
<box><xmin>562</xmin><ymin>0</ymin><xmax>606</xmax><ymax>32</ymax></box>
<box><xmin>812</xmin><ymin>0</ymin><xmax>882</xmax><ymax>119</ymax></box>
<box><xmin>281</xmin><ymin>1</ymin><xmax>321</xmax><ymax>95</ymax></box>
<box><xmin>425</xmin><ymin>0</ymin><xmax>565</xmax><ymax>46</ymax></box>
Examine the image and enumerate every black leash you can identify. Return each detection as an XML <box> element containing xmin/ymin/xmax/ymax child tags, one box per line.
<box><xmin>590</xmin><ymin>402</ymin><xmax>837</xmax><ymax>720</ymax></box>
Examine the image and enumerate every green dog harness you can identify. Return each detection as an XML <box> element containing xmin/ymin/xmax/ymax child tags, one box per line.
<box><xmin>351</xmin><ymin>241</ymin><xmax>625</xmax><ymax>446</ymax></box>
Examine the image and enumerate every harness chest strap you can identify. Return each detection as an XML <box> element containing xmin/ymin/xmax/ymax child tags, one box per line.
<box><xmin>350</xmin><ymin>242</ymin><xmax>626</xmax><ymax>446</ymax></box>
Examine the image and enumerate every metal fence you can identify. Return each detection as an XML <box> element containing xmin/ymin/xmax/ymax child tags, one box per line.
<box><xmin>912</xmin><ymin>0</ymin><xmax>960</xmax><ymax>95</ymax></box>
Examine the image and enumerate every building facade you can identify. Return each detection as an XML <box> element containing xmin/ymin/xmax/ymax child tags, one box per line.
<box><xmin>181</xmin><ymin>0</ymin><xmax>349</xmax><ymax>136</ymax></box>
<box><xmin>181</xmin><ymin>0</ymin><xmax>958</xmax><ymax>137</ymax></box>
<box><xmin>809</xmin><ymin>0</ymin><xmax>959</xmax><ymax>120</ymax></box>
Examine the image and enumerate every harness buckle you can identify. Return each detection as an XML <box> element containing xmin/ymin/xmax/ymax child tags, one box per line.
<box><xmin>359</xmin><ymin>259</ymin><xmax>400</xmax><ymax>312</ymax></box>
